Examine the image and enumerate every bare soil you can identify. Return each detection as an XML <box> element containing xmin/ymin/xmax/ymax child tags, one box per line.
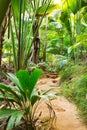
<box><xmin>36</xmin><ymin>74</ymin><xmax>87</xmax><ymax>130</ymax></box>
<box><xmin>0</xmin><ymin>71</ymin><xmax>87</xmax><ymax>130</ymax></box>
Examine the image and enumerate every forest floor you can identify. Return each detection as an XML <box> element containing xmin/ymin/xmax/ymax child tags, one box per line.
<box><xmin>0</xmin><ymin>70</ymin><xmax>87</xmax><ymax>130</ymax></box>
<box><xmin>36</xmin><ymin>73</ymin><xmax>87</xmax><ymax>130</ymax></box>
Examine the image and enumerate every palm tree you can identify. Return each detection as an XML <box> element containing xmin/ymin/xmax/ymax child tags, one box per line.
<box><xmin>11</xmin><ymin>0</ymin><xmax>56</xmax><ymax>71</ymax></box>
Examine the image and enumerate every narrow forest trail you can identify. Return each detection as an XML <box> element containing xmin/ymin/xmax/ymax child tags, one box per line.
<box><xmin>36</xmin><ymin>74</ymin><xmax>87</xmax><ymax>130</ymax></box>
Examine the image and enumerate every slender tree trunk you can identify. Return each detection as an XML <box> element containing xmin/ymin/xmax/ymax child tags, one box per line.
<box><xmin>0</xmin><ymin>34</ymin><xmax>2</xmax><ymax>68</ymax></box>
<box><xmin>0</xmin><ymin>18</ymin><xmax>7</xmax><ymax>82</ymax></box>
<box><xmin>43</xmin><ymin>16</ymin><xmax>48</xmax><ymax>62</ymax></box>
<box><xmin>0</xmin><ymin>4</ymin><xmax>11</xmax><ymax>68</ymax></box>
<box><xmin>18</xmin><ymin>0</ymin><xmax>22</xmax><ymax>70</ymax></box>
<box><xmin>33</xmin><ymin>37</ymin><xmax>40</xmax><ymax>63</ymax></box>
<box><xmin>0</xmin><ymin>18</ymin><xmax>7</xmax><ymax>68</ymax></box>
<box><xmin>32</xmin><ymin>20</ymin><xmax>40</xmax><ymax>64</ymax></box>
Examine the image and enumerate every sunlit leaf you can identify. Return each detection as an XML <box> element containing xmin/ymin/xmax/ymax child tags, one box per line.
<box><xmin>36</xmin><ymin>4</ymin><xmax>57</xmax><ymax>17</ymax></box>
<box><xmin>17</xmin><ymin>70</ymin><xmax>30</xmax><ymax>93</ymax></box>
<box><xmin>29</xmin><ymin>69</ymin><xmax>42</xmax><ymax>95</ymax></box>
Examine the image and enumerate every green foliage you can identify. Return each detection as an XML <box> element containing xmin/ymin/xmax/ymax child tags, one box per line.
<box><xmin>36</xmin><ymin>4</ymin><xmax>57</xmax><ymax>16</ymax></box>
<box><xmin>59</xmin><ymin>62</ymin><xmax>73</xmax><ymax>81</ymax></box>
<box><xmin>60</xmin><ymin>63</ymin><xmax>87</xmax><ymax>123</ymax></box>
<box><xmin>68</xmin><ymin>33</ymin><xmax>87</xmax><ymax>54</ymax></box>
<box><xmin>11</xmin><ymin>0</ymin><xmax>20</xmax><ymax>21</ymax></box>
<box><xmin>62</xmin><ymin>0</ymin><xmax>87</xmax><ymax>14</ymax></box>
<box><xmin>0</xmin><ymin>69</ymin><xmax>57</xmax><ymax>129</ymax></box>
<box><xmin>10</xmin><ymin>0</ymin><xmax>56</xmax><ymax>71</ymax></box>
<box><xmin>27</xmin><ymin>61</ymin><xmax>48</xmax><ymax>73</ymax></box>
<box><xmin>0</xmin><ymin>109</ymin><xmax>24</xmax><ymax>130</ymax></box>
<box><xmin>71</xmin><ymin>74</ymin><xmax>87</xmax><ymax>122</ymax></box>
<box><xmin>60</xmin><ymin>11</ymin><xmax>71</xmax><ymax>34</ymax></box>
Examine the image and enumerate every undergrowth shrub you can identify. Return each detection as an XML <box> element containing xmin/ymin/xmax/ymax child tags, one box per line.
<box><xmin>74</xmin><ymin>74</ymin><xmax>87</xmax><ymax>122</ymax></box>
<box><xmin>0</xmin><ymin>69</ymin><xmax>57</xmax><ymax>130</ymax></box>
<box><xmin>60</xmin><ymin>63</ymin><xmax>87</xmax><ymax>123</ymax></box>
<box><xmin>59</xmin><ymin>63</ymin><xmax>73</xmax><ymax>81</ymax></box>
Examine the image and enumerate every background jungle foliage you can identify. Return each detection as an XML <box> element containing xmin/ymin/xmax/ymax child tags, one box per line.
<box><xmin>0</xmin><ymin>0</ymin><xmax>87</xmax><ymax>127</ymax></box>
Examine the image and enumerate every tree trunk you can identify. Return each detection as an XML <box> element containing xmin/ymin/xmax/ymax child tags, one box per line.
<box><xmin>0</xmin><ymin>18</ymin><xmax>7</xmax><ymax>68</ymax></box>
<box><xmin>0</xmin><ymin>20</ymin><xmax>7</xmax><ymax>81</ymax></box>
<box><xmin>43</xmin><ymin>16</ymin><xmax>48</xmax><ymax>62</ymax></box>
<box><xmin>32</xmin><ymin>20</ymin><xmax>40</xmax><ymax>64</ymax></box>
<box><xmin>0</xmin><ymin>0</ymin><xmax>11</xmax><ymax>27</ymax></box>
<box><xmin>0</xmin><ymin>3</ymin><xmax>11</xmax><ymax>68</ymax></box>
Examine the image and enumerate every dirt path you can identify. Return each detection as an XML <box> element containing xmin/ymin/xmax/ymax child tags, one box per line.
<box><xmin>36</xmin><ymin>75</ymin><xmax>87</xmax><ymax>130</ymax></box>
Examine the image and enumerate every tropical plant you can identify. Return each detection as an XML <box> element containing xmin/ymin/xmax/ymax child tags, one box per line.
<box><xmin>10</xmin><ymin>0</ymin><xmax>57</xmax><ymax>72</ymax></box>
<box><xmin>0</xmin><ymin>69</ymin><xmax>57</xmax><ymax>130</ymax></box>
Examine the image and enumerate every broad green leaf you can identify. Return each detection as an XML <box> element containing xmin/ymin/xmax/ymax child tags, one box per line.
<box><xmin>17</xmin><ymin>69</ymin><xmax>42</xmax><ymax>98</ymax></box>
<box><xmin>17</xmin><ymin>70</ymin><xmax>30</xmax><ymax>93</ymax></box>
<box><xmin>68</xmin><ymin>42</ymin><xmax>81</xmax><ymax>54</ymax></box>
<box><xmin>15</xmin><ymin>112</ymin><xmax>24</xmax><ymax>126</ymax></box>
<box><xmin>0</xmin><ymin>109</ymin><xmax>14</xmax><ymax>119</ymax></box>
<box><xmin>68</xmin><ymin>41</ymin><xmax>87</xmax><ymax>54</ymax></box>
<box><xmin>29</xmin><ymin>69</ymin><xmax>42</xmax><ymax>96</ymax></box>
<box><xmin>11</xmin><ymin>0</ymin><xmax>27</xmax><ymax>18</ymax></box>
<box><xmin>6</xmin><ymin>115</ymin><xmax>16</xmax><ymax>130</ymax></box>
<box><xmin>68</xmin><ymin>34</ymin><xmax>87</xmax><ymax>53</ymax></box>
<box><xmin>0</xmin><ymin>109</ymin><xmax>24</xmax><ymax>120</ymax></box>
<box><xmin>36</xmin><ymin>4</ymin><xmax>57</xmax><ymax>17</ymax></box>
<box><xmin>47</xmin><ymin>47</ymin><xmax>59</xmax><ymax>54</ymax></box>
<box><xmin>63</xmin><ymin>0</ymin><xmax>87</xmax><ymax>14</ymax></box>
<box><xmin>11</xmin><ymin>0</ymin><xmax>20</xmax><ymax>22</ymax></box>
<box><xmin>60</xmin><ymin>11</ymin><xmax>71</xmax><ymax>33</ymax></box>
<box><xmin>67</xmin><ymin>0</ymin><xmax>77</xmax><ymax>14</ymax></box>
<box><xmin>11</xmin><ymin>0</ymin><xmax>28</xmax><ymax>24</ymax></box>
<box><xmin>6</xmin><ymin>110</ymin><xmax>24</xmax><ymax>130</ymax></box>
